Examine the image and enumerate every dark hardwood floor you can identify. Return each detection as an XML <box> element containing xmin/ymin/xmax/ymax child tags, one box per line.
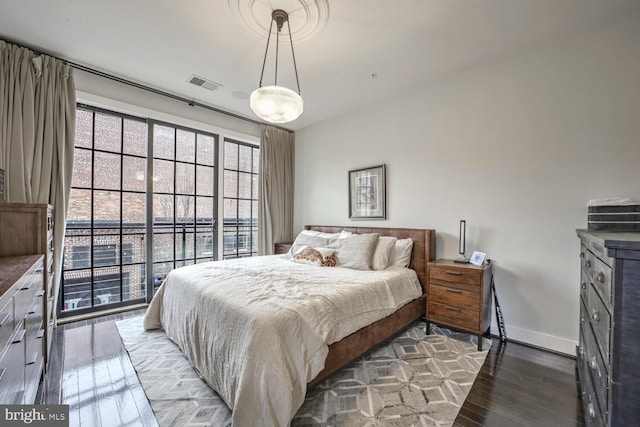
<box><xmin>41</xmin><ymin>310</ymin><xmax>585</xmax><ymax>426</ymax></box>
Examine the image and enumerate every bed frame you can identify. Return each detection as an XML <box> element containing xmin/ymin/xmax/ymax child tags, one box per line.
<box><xmin>305</xmin><ymin>225</ymin><xmax>436</xmax><ymax>387</ymax></box>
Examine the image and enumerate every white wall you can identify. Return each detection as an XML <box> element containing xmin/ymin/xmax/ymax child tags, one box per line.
<box><xmin>294</xmin><ymin>14</ymin><xmax>640</xmax><ymax>354</ymax></box>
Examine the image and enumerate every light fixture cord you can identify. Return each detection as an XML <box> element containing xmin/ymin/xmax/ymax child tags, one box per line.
<box><xmin>287</xmin><ymin>19</ymin><xmax>302</xmax><ymax>95</ymax></box>
<box><xmin>275</xmin><ymin>21</ymin><xmax>280</xmax><ymax>85</ymax></box>
<box><xmin>258</xmin><ymin>17</ymin><xmax>275</xmax><ymax>88</ymax></box>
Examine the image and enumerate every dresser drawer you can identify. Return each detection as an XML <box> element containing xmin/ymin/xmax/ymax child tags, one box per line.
<box><xmin>580</xmin><ymin>268</ymin><xmax>590</xmax><ymax>308</ymax></box>
<box><xmin>429</xmin><ymin>266</ymin><xmax>481</xmax><ymax>290</ymax></box>
<box><xmin>593</xmin><ymin>257</ymin><xmax>611</xmax><ymax>310</ymax></box>
<box><xmin>583</xmin><ymin>316</ymin><xmax>608</xmax><ymax>415</ymax></box>
<box><xmin>581</xmin><ymin>356</ymin><xmax>605</xmax><ymax>427</ymax></box>
<box><xmin>429</xmin><ymin>284</ymin><xmax>479</xmax><ymax>311</ymax></box>
<box><xmin>588</xmin><ymin>284</ymin><xmax>611</xmax><ymax>362</ymax></box>
<box><xmin>0</xmin><ymin>298</ymin><xmax>15</xmax><ymax>354</ymax></box>
<box><xmin>428</xmin><ymin>301</ymin><xmax>479</xmax><ymax>332</ymax></box>
<box><xmin>581</xmin><ymin>246</ymin><xmax>596</xmax><ymax>280</ymax></box>
<box><xmin>13</xmin><ymin>270</ymin><xmax>41</xmax><ymax>321</ymax></box>
<box><xmin>0</xmin><ymin>323</ymin><xmax>26</xmax><ymax>404</ymax></box>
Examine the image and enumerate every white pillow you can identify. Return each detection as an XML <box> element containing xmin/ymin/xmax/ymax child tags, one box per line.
<box><xmin>302</xmin><ymin>229</ymin><xmax>353</xmax><ymax>239</ymax></box>
<box><xmin>329</xmin><ymin>233</ymin><xmax>379</xmax><ymax>270</ymax></box>
<box><xmin>391</xmin><ymin>238</ymin><xmax>413</xmax><ymax>267</ymax></box>
<box><xmin>287</xmin><ymin>233</ymin><xmax>334</xmax><ymax>257</ymax></box>
<box><xmin>371</xmin><ymin>236</ymin><xmax>397</xmax><ymax>270</ymax></box>
<box><xmin>301</xmin><ymin>229</ymin><xmax>341</xmax><ymax>239</ymax></box>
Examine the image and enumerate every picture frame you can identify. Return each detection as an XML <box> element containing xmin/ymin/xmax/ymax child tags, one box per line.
<box><xmin>348</xmin><ymin>164</ymin><xmax>386</xmax><ymax>220</ymax></box>
<box><xmin>470</xmin><ymin>251</ymin><xmax>486</xmax><ymax>266</ymax></box>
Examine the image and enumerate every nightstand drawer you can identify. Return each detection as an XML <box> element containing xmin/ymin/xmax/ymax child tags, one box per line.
<box><xmin>429</xmin><ymin>266</ymin><xmax>481</xmax><ymax>289</ymax></box>
<box><xmin>428</xmin><ymin>301</ymin><xmax>479</xmax><ymax>332</ymax></box>
<box><xmin>429</xmin><ymin>284</ymin><xmax>479</xmax><ymax>311</ymax></box>
<box><xmin>274</xmin><ymin>242</ymin><xmax>292</xmax><ymax>255</ymax></box>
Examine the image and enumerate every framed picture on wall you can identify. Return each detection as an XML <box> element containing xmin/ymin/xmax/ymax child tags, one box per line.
<box><xmin>348</xmin><ymin>164</ymin><xmax>386</xmax><ymax>220</ymax></box>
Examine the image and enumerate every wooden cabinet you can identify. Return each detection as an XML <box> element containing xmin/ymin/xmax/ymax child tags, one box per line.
<box><xmin>425</xmin><ymin>259</ymin><xmax>492</xmax><ymax>350</ymax></box>
<box><xmin>576</xmin><ymin>230</ymin><xmax>640</xmax><ymax>427</ymax></box>
<box><xmin>0</xmin><ymin>203</ymin><xmax>54</xmax><ymax>368</ymax></box>
<box><xmin>0</xmin><ymin>255</ymin><xmax>45</xmax><ymax>404</ymax></box>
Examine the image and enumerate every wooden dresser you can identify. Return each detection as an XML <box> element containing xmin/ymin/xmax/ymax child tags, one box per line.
<box><xmin>0</xmin><ymin>255</ymin><xmax>45</xmax><ymax>404</ymax></box>
<box><xmin>425</xmin><ymin>259</ymin><xmax>492</xmax><ymax>350</ymax></box>
<box><xmin>576</xmin><ymin>230</ymin><xmax>640</xmax><ymax>427</ymax></box>
<box><xmin>0</xmin><ymin>203</ymin><xmax>54</xmax><ymax>369</ymax></box>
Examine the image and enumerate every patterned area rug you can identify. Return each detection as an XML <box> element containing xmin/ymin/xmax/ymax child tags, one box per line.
<box><xmin>116</xmin><ymin>317</ymin><xmax>490</xmax><ymax>427</ymax></box>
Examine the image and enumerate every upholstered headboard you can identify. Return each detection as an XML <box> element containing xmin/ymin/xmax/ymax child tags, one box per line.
<box><xmin>304</xmin><ymin>225</ymin><xmax>436</xmax><ymax>292</ymax></box>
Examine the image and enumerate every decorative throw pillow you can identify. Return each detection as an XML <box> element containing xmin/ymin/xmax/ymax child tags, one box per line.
<box><xmin>286</xmin><ymin>232</ymin><xmax>334</xmax><ymax>258</ymax></box>
<box><xmin>291</xmin><ymin>246</ymin><xmax>336</xmax><ymax>267</ymax></box>
<box><xmin>371</xmin><ymin>236</ymin><xmax>397</xmax><ymax>270</ymax></box>
<box><xmin>322</xmin><ymin>254</ymin><xmax>338</xmax><ymax>267</ymax></box>
<box><xmin>329</xmin><ymin>233</ymin><xmax>379</xmax><ymax>270</ymax></box>
<box><xmin>292</xmin><ymin>247</ymin><xmax>324</xmax><ymax>266</ymax></box>
<box><xmin>391</xmin><ymin>238</ymin><xmax>414</xmax><ymax>267</ymax></box>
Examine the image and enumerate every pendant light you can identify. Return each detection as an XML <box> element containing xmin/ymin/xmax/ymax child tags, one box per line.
<box><xmin>250</xmin><ymin>9</ymin><xmax>303</xmax><ymax>124</ymax></box>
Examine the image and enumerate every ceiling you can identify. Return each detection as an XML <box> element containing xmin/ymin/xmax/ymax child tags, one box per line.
<box><xmin>1</xmin><ymin>0</ymin><xmax>638</xmax><ymax>130</ymax></box>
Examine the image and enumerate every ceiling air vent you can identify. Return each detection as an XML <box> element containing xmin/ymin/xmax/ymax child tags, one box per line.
<box><xmin>187</xmin><ymin>74</ymin><xmax>222</xmax><ymax>91</ymax></box>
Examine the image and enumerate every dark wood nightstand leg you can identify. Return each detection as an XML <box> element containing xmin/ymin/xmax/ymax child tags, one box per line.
<box><xmin>478</xmin><ymin>335</ymin><xmax>483</xmax><ymax>351</ymax></box>
<box><xmin>424</xmin><ymin>320</ymin><xmax>431</xmax><ymax>335</ymax></box>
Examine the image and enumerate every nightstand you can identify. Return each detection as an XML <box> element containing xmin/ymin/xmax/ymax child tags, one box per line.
<box><xmin>426</xmin><ymin>259</ymin><xmax>492</xmax><ymax>350</ymax></box>
<box><xmin>274</xmin><ymin>242</ymin><xmax>293</xmax><ymax>255</ymax></box>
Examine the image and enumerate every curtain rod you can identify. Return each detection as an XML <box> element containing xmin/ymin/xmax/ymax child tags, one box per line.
<box><xmin>1</xmin><ymin>36</ymin><xmax>294</xmax><ymax>133</ymax></box>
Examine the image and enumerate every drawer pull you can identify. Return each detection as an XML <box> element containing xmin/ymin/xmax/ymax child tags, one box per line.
<box><xmin>0</xmin><ymin>312</ymin><xmax>9</xmax><ymax>327</ymax></box>
<box><xmin>580</xmin><ymin>315</ymin><xmax>586</xmax><ymax>324</ymax></box>
<box><xmin>581</xmin><ymin>282</ymin><xmax>587</xmax><ymax>290</ymax></box>
<box><xmin>12</xmin><ymin>329</ymin><xmax>26</xmax><ymax>344</ymax></box>
<box><xmin>580</xmin><ymin>252</ymin><xmax>585</xmax><ymax>259</ymax></box>
<box><xmin>587</xmin><ymin>403</ymin><xmax>595</xmax><ymax>418</ymax></box>
<box><xmin>578</xmin><ymin>345</ymin><xmax>585</xmax><ymax>358</ymax></box>
<box><xmin>445</xmin><ymin>305</ymin><xmax>461</xmax><ymax>312</ymax></box>
<box><xmin>28</xmin><ymin>304</ymin><xmax>39</xmax><ymax>315</ymax></box>
<box><xmin>36</xmin><ymin>290</ymin><xmax>45</xmax><ymax>298</ymax></box>
<box><xmin>596</xmin><ymin>272</ymin><xmax>605</xmax><ymax>283</ymax></box>
<box><xmin>444</xmin><ymin>270</ymin><xmax>462</xmax><ymax>276</ymax></box>
<box><xmin>590</xmin><ymin>356</ymin><xmax>597</xmax><ymax>370</ymax></box>
<box><xmin>592</xmin><ymin>310</ymin><xmax>600</xmax><ymax>322</ymax></box>
<box><xmin>445</xmin><ymin>288</ymin><xmax>462</xmax><ymax>294</ymax></box>
<box><xmin>36</xmin><ymin>329</ymin><xmax>45</xmax><ymax>339</ymax></box>
<box><xmin>27</xmin><ymin>352</ymin><xmax>38</xmax><ymax>365</ymax></box>
<box><xmin>585</xmin><ymin>260</ymin><xmax>592</xmax><ymax>269</ymax></box>
<box><xmin>20</xmin><ymin>281</ymin><xmax>33</xmax><ymax>290</ymax></box>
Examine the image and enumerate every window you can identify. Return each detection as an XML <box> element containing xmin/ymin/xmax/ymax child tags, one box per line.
<box><xmin>223</xmin><ymin>139</ymin><xmax>259</xmax><ymax>259</ymax></box>
<box><xmin>61</xmin><ymin>105</ymin><xmax>254</xmax><ymax>317</ymax></box>
<box><xmin>150</xmin><ymin>122</ymin><xmax>218</xmax><ymax>293</ymax></box>
<box><xmin>62</xmin><ymin>106</ymin><xmax>148</xmax><ymax>315</ymax></box>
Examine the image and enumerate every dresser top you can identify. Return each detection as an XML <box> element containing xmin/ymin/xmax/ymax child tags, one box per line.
<box><xmin>0</xmin><ymin>254</ymin><xmax>43</xmax><ymax>296</ymax></box>
<box><xmin>577</xmin><ymin>229</ymin><xmax>640</xmax><ymax>251</ymax></box>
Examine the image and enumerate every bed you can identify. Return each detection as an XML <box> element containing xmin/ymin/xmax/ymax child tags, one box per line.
<box><xmin>143</xmin><ymin>225</ymin><xmax>435</xmax><ymax>426</ymax></box>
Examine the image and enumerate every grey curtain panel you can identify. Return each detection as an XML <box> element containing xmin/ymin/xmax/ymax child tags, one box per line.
<box><xmin>258</xmin><ymin>125</ymin><xmax>294</xmax><ymax>255</ymax></box>
<box><xmin>0</xmin><ymin>40</ymin><xmax>76</xmax><ymax>323</ymax></box>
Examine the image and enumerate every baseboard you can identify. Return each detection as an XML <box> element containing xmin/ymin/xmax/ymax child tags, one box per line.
<box><xmin>491</xmin><ymin>321</ymin><xmax>577</xmax><ymax>356</ymax></box>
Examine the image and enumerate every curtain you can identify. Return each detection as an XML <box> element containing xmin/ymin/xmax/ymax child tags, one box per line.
<box><xmin>0</xmin><ymin>40</ymin><xmax>76</xmax><ymax>323</ymax></box>
<box><xmin>258</xmin><ymin>124</ymin><xmax>294</xmax><ymax>255</ymax></box>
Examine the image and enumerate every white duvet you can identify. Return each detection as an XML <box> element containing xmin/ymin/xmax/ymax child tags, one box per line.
<box><xmin>143</xmin><ymin>255</ymin><xmax>422</xmax><ymax>427</ymax></box>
